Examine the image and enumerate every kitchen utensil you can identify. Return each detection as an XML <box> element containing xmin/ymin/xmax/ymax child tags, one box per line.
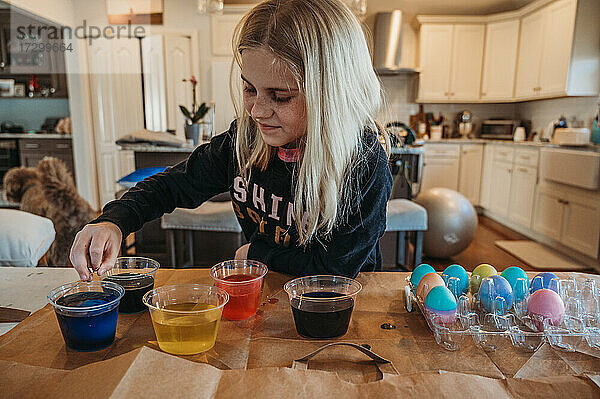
<box><xmin>385</xmin><ymin>121</ymin><xmax>416</xmax><ymax>146</ymax></box>
<box><xmin>513</xmin><ymin>127</ymin><xmax>526</xmax><ymax>142</ymax></box>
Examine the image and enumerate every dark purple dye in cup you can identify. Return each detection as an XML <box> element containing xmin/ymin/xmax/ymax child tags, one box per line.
<box><xmin>290</xmin><ymin>291</ymin><xmax>354</xmax><ymax>338</ymax></box>
<box><xmin>105</xmin><ymin>273</ymin><xmax>154</xmax><ymax>313</ymax></box>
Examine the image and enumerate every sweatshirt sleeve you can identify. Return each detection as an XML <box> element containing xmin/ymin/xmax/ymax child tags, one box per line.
<box><xmin>246</xmin><ymin>143</ymin><xmax>393</xmax><ymax>278</ymax></box>
<box><xmin>90</xmin><ymin>125</ymin><xmax>236</xmax><ymax>236</ymax></box>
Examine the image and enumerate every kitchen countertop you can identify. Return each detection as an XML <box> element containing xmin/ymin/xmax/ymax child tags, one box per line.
<box><xmin>0</xmin><ymin>133</ymin><xmax>72</xmax><ymax>139</ymax></box>
<box><xmin>118</xmin><ymin>143</ymin><xmax>197</xmax><ymax>152</ymax></box>
<box><xmin>421</xmin><ymin>138</ymin><xmax>600</xmax><ymax>153</ymax></box>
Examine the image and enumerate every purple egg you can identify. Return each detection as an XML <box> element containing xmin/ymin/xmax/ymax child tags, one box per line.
<box><xmin>527</xmin><ymin>289</ymin><xmax>565</xmax><ymax>331</ymax></box>
<box><xmin>530</xmin><ymin>272</ymin><xmax>559</xmax><ymax>294</ymax></box>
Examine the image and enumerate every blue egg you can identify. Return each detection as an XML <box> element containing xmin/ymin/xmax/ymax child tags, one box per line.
<box><xmin>478</xmin><ymin>275</ymin><xmax>513</xmax><ymax>312</ymax></box>
<box><xmin>410</xmin><ymin>264</ymin><xmax>436</xmax><ymax>289</ymax></box>
<box><xmin>424</xmin><ymin>285</ymin><xmax>457</xmax><ymax>311</ymax></box>
<box><xmin>531</xmin><ymin>272</ymin><xmax>559</xmax><ymax>294</ymax></box>
<box><xmin>501</xmin><ymin>267</ymin><xmax>530</xmax><ymax>301</ymax></box>
<box><xmin>442</xmin><ymin>264</ymin><xmax>469</xmax><ymax>295</ymax></box>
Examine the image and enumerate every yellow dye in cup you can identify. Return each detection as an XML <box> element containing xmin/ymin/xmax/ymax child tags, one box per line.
<box><xmin>150</xmin><ymin>303</ymin><xmax>222</xmax><ymax>355</ymax></box>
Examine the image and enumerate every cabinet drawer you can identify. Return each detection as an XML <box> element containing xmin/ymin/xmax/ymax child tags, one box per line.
<box><xmin>493</xmin><ymin>146</ymin><xmax>514</xmax><ymax>163</ymax></box>
<box><xmin>514</xmin><ymin>148</ymin><xmax>539</xmax><ymax>168</ymax></box>
<box><xmin>424</xmin><ymin>144</ymin><xmax>460</xmax><ymax>159</ymax></box>
<box><xmin>18</xmin><ymin>138</ymin><xmax>72</xmax><ymax>152</ymax></box>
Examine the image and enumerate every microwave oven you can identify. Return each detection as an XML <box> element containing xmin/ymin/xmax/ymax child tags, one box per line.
<box><xmin>480</xmin><ymin>120</ymin><xmax>522</xmax><ymax>140</ymax></box>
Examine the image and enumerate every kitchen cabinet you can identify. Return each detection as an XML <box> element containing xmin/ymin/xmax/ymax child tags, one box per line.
<box><xmin>18</xmin><ymin>138</ymin><xmax>75</xmax><ymax>179</ymax></box>
<box><xmin>458</xmin><ymin>144</ymin><xmax>483</xmax><ymax>205</ymax></box>
<box><xmin>508</xmin><ymin>165</ymin><xmax>537</xmax><ymax>227</ymax></box>
<box><xmin>421</xmin><ymin>144</ymin><xmax>460</xmax><ymax>192</ymax></box>
<box><xmin>515</xmin><ymin>0</ymin><xmax>595</xmax><ymax>100</ymax></box>
<box><xmin>489</xmin><ymin>160</ymin><xmax>513</xmax><ymax>218</ymax></box>
<box><xmin>533</xmin><ymin>182</ymin><xmax>600</xmax><ymax>258</ymax></box>
<box><xmin>479</xmin><ymin>144</ymin><xmax>495</xmax><ymax>208</ymax></box>
<box><xmin>481</xmin><ymin>20</ymin><xmax>519</xmax><ymax>101</ymax></box>
<box><xmin>417</xmin><ymin>24</ymin><xmax>484</xmax><ymax>102</ymax></box>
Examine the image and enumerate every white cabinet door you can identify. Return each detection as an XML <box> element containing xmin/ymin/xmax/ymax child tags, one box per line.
<box><xmin>211</xmin><ymin>60</ymin><xmax>240</xmax><ymax>135</ymax></box>
<box><xmin>515</xmin><ymin>9</ymin><xmax>546</xmax><ymax>99</ymax></box>
<box><xmin>421</xmin><ymin>157</ymin><xmax>459</xmax><ymax>192</ymax></box>
<box><xmin>538</xmin><ymin>0</ymin><xmax>577</xmax><ymax>96</ymax></box>
<box><xmin>489</xmin><ymin>161</ymin><xmax>513</xmax><ymax>217</ymax></box>
<box><xmin>458</xmin><ymin>144</ymin><xmax>483</xmax><ymax>205</ymax></box>
<box><xmin>450</xmin><ymin>24</ymin><xmax>485</xmax><ymax>101</ymax></box>
<box><xmin>87</xmin><ymin>38</ymin><xmax>144</xmax><ymax>206</ymax></box>
<box><xmin>481</xmin><ymin>20</ymin><xmax>519</xmax><ymax>101</ymax></box>
<box><xmin>211</xmin><ymin>14</ymin><xmax>243</xmax><ymax>56</ymax></box>
<box><xmin>418</xmin><ymin>24</ymin><xmax>453</xmax><ymax>101</ymax></box>
<box><xmin>164</xmin><ymin>35</ymin><xmax>193</xmax><ymax>140</ymax></box>
<box><xmin>533</xmin><ymin>185</ymin><xmax>564</xmax><ymax>241</ymax></box>
<box><xmin>509</xmin><ymin>166</ymin><xmax>537</xmax><ymax>228</ymax></box>
<box><xmin>561</xmin><ymin>193</ymin><xmax>600</xmax><ymax>258</ymax></box>
<box><xmin>479</xmin><ymin>144</ymin><xmax>495</xmax><ymax>208</ymax></box>
<box><xmin>141</xmin><ymin>35</ymin><xmax>167</xmax><ymax>132</ymax></box>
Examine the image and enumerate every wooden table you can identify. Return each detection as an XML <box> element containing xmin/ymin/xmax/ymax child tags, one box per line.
<box><xmin>1</xmin><ymin>268</ymin><xmax>599</xmax><ymax>394</ymax></box>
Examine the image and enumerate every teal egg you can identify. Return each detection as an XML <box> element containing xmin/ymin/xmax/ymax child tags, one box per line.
<box><xmin>424</xmin><ymin>285</ymin><xmax>457</xmax><ymax>311</ymax></box>
<box><xmin>442</xmin><ymin>264</ymin><xmax>469</xmax><ymax>295</ymax></box>
<box><xmin>501</xmin><ymin>267</ymin><xmax>530</xmax><ymax>301</ymax></box>
<box><xmin>410</xmin><ymin>264</ymin><xmax>436</xmax><ymax>288</ymax></box>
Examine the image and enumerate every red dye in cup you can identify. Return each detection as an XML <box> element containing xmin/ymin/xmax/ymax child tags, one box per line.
<box><xmin>210</xmin><ymin>260</ymin><xmax>268</xmax><ymax>320</ymax></box>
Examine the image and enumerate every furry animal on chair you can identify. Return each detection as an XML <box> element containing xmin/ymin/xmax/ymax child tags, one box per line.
<box><xmin>3</xmin><ymin>157</ymin><xmax>98</xmax><ymax>266</ymax></box>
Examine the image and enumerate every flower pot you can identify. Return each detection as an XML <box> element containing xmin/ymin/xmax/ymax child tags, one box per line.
<box><xmin>184</xmin><ymin>122</ymin><xmax>213</xmax><ymax>145</ymax></box>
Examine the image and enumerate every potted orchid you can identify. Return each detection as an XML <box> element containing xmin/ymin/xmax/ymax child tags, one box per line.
<box><xmin>180</xmin><ymin>76</ymin><xmax>212</xmax><ymax>145</ymax></box>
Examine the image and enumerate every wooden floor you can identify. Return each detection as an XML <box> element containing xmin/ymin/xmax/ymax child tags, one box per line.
<box><xmin>422</xmin><ymin>216</ymin><xmax>532</xmax><ymax>273</ymax></box>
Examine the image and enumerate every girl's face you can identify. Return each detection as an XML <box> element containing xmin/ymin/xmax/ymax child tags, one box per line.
<box><xmin>241</xmin><ymin>48</ymin><xmax>307</xmax><ymax>148</ymax></box>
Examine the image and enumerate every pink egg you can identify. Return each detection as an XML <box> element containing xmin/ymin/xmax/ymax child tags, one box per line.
<box><xmin>425</xmin><ymin>305</ymin><xmax>457</xmax><ymax>324</ymax></box>
<box><xmin>527</xmin><ymin>289</ymin><xmax>565</xmax><ymax>331</ymax></box>
<box><xmin>417</xmin><ymin>272</ymin><xmax>445</xmax><ymax>302</ymax></box>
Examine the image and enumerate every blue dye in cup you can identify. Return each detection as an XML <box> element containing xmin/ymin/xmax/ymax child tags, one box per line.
<box><xmin>48</xmin><ymin>281</ymin><xmax>124</xmax><ymax>351</ymax></box>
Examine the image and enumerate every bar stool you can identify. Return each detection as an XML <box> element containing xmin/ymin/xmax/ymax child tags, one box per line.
<box><xmin>161</xmin><ymin>201</ymin><xmax>243</xmax><ymax>267</ymax></box>
<box><xmin>385</xmin><ymin>199</ymin><xmax>428</xmax><ymax>270</ymax></box>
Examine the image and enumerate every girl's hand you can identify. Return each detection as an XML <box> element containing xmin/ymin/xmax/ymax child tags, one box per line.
<box><xmin>69</xmin><ymin>222</ymin><xmax>122</xmax><ymax>281</ymax></box>
<box><xmin>234</xmin><ymin>243</ymin><xmax>250</xmax><ymax>260</ymax></box>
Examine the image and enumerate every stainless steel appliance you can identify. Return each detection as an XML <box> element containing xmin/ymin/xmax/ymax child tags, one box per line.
<box><xmin>480</xmin><ymin>120</ymin><xmax>522</xmax><ymax>140</ymax></box>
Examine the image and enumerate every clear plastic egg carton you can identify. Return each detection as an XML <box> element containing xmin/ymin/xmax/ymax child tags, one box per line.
<box><xmin>404</xmin><ymin>275</ymin><xmax>600</xmax><ymax>353</ymax></box>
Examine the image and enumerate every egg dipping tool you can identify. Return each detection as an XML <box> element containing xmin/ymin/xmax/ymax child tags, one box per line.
<box><xmin>405</xmin><ymin>275</ymin><xmax>600</xmax><ymax>353</ymax></box>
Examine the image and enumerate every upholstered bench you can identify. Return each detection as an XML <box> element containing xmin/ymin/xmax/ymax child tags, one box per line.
<box><xmin>385</xmin><ymin>199</ymin><xmax>428</xmax><ymax>270</ymax></box>
<box><xmin>161</xmin><ymin>201</ymin><xmax>242</xmax><ymax>267</ymax></box>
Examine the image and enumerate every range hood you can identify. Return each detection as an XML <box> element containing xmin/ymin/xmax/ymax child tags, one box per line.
<box><xmin>373</xmin><ymin>10</ymin><xmax>418</xmax><ymax>75</ymax></box>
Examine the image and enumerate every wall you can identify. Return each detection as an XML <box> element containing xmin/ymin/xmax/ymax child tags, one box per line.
<box><xmin>5</xmin><ymin>0</ymin><xmax>74</xmax><ymax>26</ymax></box>
<box><xmin>517</xmin><ymin>97</ymin><xmax>599</xmax><ymax>135</ymax></box>
<box><xmin>0</xmin><ymin>99</ymin><xmax>70</xmax><ymax>131</ymax></box>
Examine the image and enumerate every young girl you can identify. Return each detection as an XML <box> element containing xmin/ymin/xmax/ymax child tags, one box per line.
<box><xmin>70</xmin><ymin>0</ymin><xmax>392</xmax><ymax>281</ymax></box>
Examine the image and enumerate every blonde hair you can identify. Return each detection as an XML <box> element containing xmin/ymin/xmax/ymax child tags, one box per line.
<box><xmin>231</xmin><ymin>0</ymin><xmax>383</xmax><ymax>245</ymax></box>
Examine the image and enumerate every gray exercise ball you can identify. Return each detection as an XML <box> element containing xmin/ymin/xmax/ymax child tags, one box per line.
<box><xmin>414</xmin><ymin>188</ymin><xmax>478</xmax><ymax>258</ymax></box>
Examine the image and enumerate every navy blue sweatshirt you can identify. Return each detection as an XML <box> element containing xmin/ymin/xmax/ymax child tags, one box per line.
<box><xmin>92</xmin><ymin>122</ymin><xmax>392</xmax><ymax>277</ymax></box>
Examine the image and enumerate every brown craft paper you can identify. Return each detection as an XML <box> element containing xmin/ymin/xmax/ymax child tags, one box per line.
<box><xmin>1</xmin><ymin>270</ymin><xmax>599</xmax><ymax>397</ymax></box>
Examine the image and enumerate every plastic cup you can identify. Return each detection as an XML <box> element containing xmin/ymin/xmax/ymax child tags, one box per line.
<box><xmin>142</xmin><ymin>284</ymin><xmax>228</xmax><ymax>355</ymax></box>
<box><xmin>48</xmin><ymin>280</ymin><xmax>124</xmax><ymax>351</ymax></box>
<box><xmin>209</xmin><ymin>260</ymin><xmax>268</xmax><ymax>320</ymax></box>
<box><xmin>103</xmin><ymin>257</ymin><xmax>160</xmax><ymax>313</ymax></box>
<box><xmin>284</xmin><ymin>275</ymin><xmax>362</xmax><ymax>339</ymax></box>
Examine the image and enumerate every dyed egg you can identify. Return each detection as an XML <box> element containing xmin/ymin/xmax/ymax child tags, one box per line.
<box><xmin>501</xmin><ymin>266</ymin><xmax>530</xmax><ymax>301</ymax></box>
<box><xmin>410</xmin><ymin>264</ymin><xmax>436</xmax><ymax>289</ymax></box>
<box><xmin>470</xmin><ymin>263</ymin><xmax>497</xmax><ymax>294</ymax></box>
<box><xmin>416</xmin><ymin>272</ymin><xmax>445</xmax><ymax>302</ymax></box>
<box><xmin>530</xmin><ymin>272</ymin><xmax>559</xmax><ymax>294</ymax></box>
<box><xmin>478</xmin><ymin>275</ymin><xmax>513</xmax><ymax>312</ymax></box>
<box><xmin>424</xmin><ymin>285</ymin><xmax>457</xmax><ymax>324</ymax></box>
<box><xmin>527</xmin><ymin>289</ymin><xmax>565</xmax><ymax>332</ymax></box>
<box><xmin>442</xmin><ymin>264</ymin><xmax>469</xmax><ymax>295</ymax></box>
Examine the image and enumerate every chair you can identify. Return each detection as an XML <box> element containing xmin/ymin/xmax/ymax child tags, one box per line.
<box><xmin>0</xmin><ymin>209</ymin><xmax>55</xmax><ymax>267</ymax></box>
<box><xmin>161</xmin><ymin>201</ymin><xmax>243</xmax><ymax>267</ymax></box>
<box><xmin>385</xmin><ymin>199</ymin><xmax>428</xmax><ymax>270</ymax></box>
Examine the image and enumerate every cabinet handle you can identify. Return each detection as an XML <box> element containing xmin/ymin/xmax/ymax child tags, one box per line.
<box><xmin>450</xmin><ymin>92</ymin><xmax>455</xmax><ymax>96</ymax></box>
<box><xmin>518</xmin><ymin>167</ymin><xmax>528</xmax><ymax>173</ymax></box>
<box><xmin>56</xmin><ymin>144</ymin><xmax>70</xmax><ymax>149</ymax></box>
<box><xmin>444</xmin><ymin>92</ymin><xmax>449</xmax><ymax>96</ymax></box>
<box><xmin>519</xmin><ymin>156</ymin><xmax>530</xmax><ymax>160</ymax></box>
<box><xmin>24</xmin><ymin>143</ymin><xmax>40</xmax><ymax>149</ymax></box>
<box><xmin>508</xmin><ymin>169</ymin><xmax>513</xmax><ymax>173</ymax></box>
<box><xmin>481</xmin><ymin>92</ymin><xmax>487</xmax><ymax>96</ymax></box>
